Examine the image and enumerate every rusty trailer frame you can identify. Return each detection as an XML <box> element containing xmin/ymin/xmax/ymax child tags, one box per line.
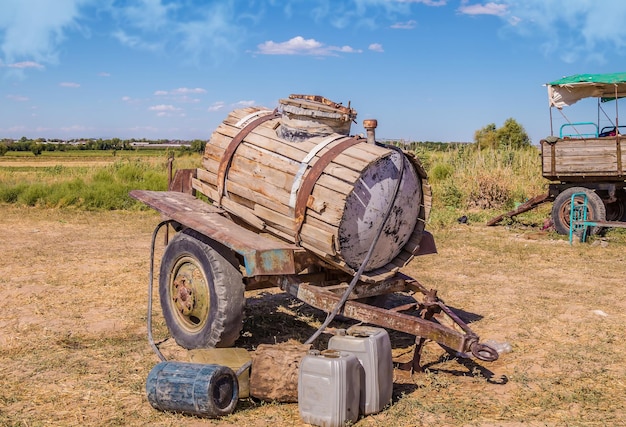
<box><xmin>131</xmin><ymin>183</ymin><xmax>497</xmax><ymax>371</ymax></box>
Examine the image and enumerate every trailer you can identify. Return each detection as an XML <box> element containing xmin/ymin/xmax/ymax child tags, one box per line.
<box><xmin>541</xmin><ymin>72</ymin><xmax>626</xmax><ymax>235</ymax></box>
<box><xmin>132</xmin><ymin>95</ymin><xmax>498</xmax><ymax>373</ymax></box>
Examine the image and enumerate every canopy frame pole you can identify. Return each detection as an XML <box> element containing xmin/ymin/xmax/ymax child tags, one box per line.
<box><xmin>597</xmin><ymin>98</ymin><xmax>601</xmax><ymax>132</ymax></box>
<box><xmin>615</xmin><ymin>85</ymin><xmax>619</xmax><ymax>130</ymax></box>
<box><xmin>549</xmin><ymin>106</ymin><xmax>554</xmax><ymax>136</ymax></box>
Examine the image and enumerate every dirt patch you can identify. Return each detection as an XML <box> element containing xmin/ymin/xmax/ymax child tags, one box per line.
<box><xmin>0</xmin><ymin>206</ymin><xmax>625</xmax><ymax>426</ymax></box>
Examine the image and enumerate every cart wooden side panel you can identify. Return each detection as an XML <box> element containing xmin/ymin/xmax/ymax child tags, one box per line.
<box><xmin>541</xmin><ymin>136</ymin><xmax>625</xmax><ymax>181</ymax></box>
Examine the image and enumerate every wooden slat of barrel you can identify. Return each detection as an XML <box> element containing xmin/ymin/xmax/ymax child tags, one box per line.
<box><xmin>197</xmin><ymin>166</ymin><xmax>348</xmax><ymax>225</ymax></box>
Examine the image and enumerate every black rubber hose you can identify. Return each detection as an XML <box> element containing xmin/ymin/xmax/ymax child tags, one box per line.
<box><xmin>148</xmin><ymin>220</ymin><xmax>172</xmax><ymax>362</ymax></box>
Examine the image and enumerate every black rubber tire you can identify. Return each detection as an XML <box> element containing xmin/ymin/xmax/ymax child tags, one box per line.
<box><xmin>159</xmin><ymin>229</ymin><xmax>244</xmax><ymax>349</ymax></box>
<box><xmin>551</xmin><ymin>187</ymin><xmax>606</xmax><ymax>236</ymax></box>
<box><xmin>605</xmin><ymin>191</ymin><xmax>626</xmax><ymax>221</ymax></box>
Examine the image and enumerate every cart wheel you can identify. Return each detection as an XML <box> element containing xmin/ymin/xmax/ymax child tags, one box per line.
<box><xmin>159</xmin><ymin>229</ymin><xmax>244</xmax><ymax>349</ymax></box>
<box><xmin>604</xmin><ymin>199</ymin><xmax>624</xmax><ymax>221</ymax></box>
<box><xmin>605</xmin><ymin>194</ymin><xmax>626</xmax><ymax>221</ymax></box>
<box><xmin>551</xmin><ymin>187</ymin><xmax>606</xmax><ymax>236</ymax></box>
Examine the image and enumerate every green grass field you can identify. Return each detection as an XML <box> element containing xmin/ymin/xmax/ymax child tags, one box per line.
<box><xmin>0</xmin><ymin>150</ymin><xmax>200</xmax><ymax>210</ymax></box>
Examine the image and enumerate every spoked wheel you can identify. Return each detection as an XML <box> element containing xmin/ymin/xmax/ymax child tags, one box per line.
<box><xmin>551</xmin><ymin>187</ymin><xmax>606</xmax><ymax>236</ymax></box>
<box><xmin>159</xmin><ymin>229</ymin><xmax>244</xmax><ymax>349</ymax></box>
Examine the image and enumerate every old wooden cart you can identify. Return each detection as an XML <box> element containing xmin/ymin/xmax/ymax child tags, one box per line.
<box><xmin>541</xmin><ymin>72</ymin><xmax>626</xmax><ymax>235</ymax></box>
<box><xmin>132</xmin><ymin>95</ymin><xmax>498</xmax><ymax>370</ymax></box>
<box><xmin>489</xmin><ymin>73</ymin><xmax>626</xmax><ymax>234</ymax></box>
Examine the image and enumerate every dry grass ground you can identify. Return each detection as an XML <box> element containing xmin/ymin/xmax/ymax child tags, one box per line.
<box><xmin>1</xmin><ymin>205</ymin><xmax>625</xmax><ymax>426</ymax></box>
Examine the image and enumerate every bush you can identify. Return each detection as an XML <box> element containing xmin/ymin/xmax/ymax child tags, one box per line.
<box><xmin>18</xmin><ymin>183</ymin><xmax>48</xmax><ymax>206</ymax></box>
<box><xmin>429</xmin><ymin>162</ymin><xmax>454</xmax><ymax>182</ymax></box>
<box><xmin>439</xmin><ymin>182</ymin><xmax>463</xmax><ymax>208</ymax></box>
<box><xmin>466</xmin><ymin>173</ymin><xmax>511</xmax><ymax>210</ymax></box>
<box><xmin>31</xmin><ymin>144</ymin><xmax>43</xmax><ymax>156</ymax></box>
<box><xmin>0</xmin><ymin>183</ymin><xmax>27</xmax><ymax>203</ymax></box>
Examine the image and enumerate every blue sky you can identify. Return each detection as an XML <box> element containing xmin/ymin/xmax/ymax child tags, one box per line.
<box><xmin>2</xmin><ymin>0</ymin><xmax>626</xmax><ymax>144</ymax></box>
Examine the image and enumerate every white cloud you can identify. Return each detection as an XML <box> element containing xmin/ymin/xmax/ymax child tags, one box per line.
<box><xmin>149</xmin><ymin>104</ymin><xmax>180</xmax><ymax>112</ymax></box>
<box><xmin>112</xmin><ymin>30</ymin><xmax>161</xmax><ymax>51</ymax></box>
<box><xmin>172</xmin><ymin>87</ymin><xmax>206</xmax><ymax>95</ymax></box>
<box><xmin>98</xmin><ymin>72</ymin><xmax>111</xmax><ymax>77</ymax></box>
<box><xmin>175</xmin><ymin>2</ymin><xmax>245</xmax><ymax>65</ymax></box>
<box><xmin>257</xmin><ymin>36</ymin><xmax>362</xmax><ymax>56</ymax></box>
<box><xmin>235</xmin><ymin>100</ymin><xmax>255</xmax><ymax>107</ymax></box>
<box><xmin>176</xmin><ymin>96</ymin><xmax>201</xmax><ymax>104</ymax></box>
<box><xmin>391</xmin><ymin>20</ymin><xmax>417</xmax><ymax>29</ymax></box>
<box><xmin>60</xmin><ymin>82</ymin><xmax>80</xmax><ymax>88</ymax></box>
<box><xmin>493</xmin><ymin>0</ymin><xmax>626</xmax><ymax>62</ymax></box>
<box><xmin>7</xmin><ymin>94</ymin><xmax>29</xmax><ymax>102</ymax></box>
<box><xmin>113</xmin><ymin>0</ymin><xmax>175</xmax><ymax>32</ymax></box>
<box><xmin>395</xmin><ymin>0</ymin><xmax>446</xmax><ymax>4</ymax></box>
<box><xmin>155</xmin><ymin>87</ymin><xmax>207</xmax><ymax>95</ymax></box>
<box><xmin>7</xmin><ymin>61</ymin><xmax>45</xmax><ymax>69</ymax></box>
<box><xmin>0</xmin><ymin>0</ymin><xmax>92</xmax><ymax>65</ymax></box>
<box><xmin>458</xmin><ymin>2</ymin><xmax>507</xmax><ymax>16</ymax></box>
<box><xmin>208</xmin><ymin>101</ymin><xmax>225</xmax><ymax>112</ymax></box>
<box><xmin>369</xmin><ymin>43</ymin><xmax>384</xmax><ymax>52</ymax></box>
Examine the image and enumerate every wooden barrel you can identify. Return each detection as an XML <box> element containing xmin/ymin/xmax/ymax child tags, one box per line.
<box><xmin>192</xmin><ymin>96</ymin><xmax>431</xmax><ymax>275</ymax></box>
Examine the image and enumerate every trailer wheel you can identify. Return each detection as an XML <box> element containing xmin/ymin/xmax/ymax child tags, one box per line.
<box><xmin>605</xmin><ymin>196</ymin><xmax>626</xmax><ymax>221</ymax></box>
<box><xmin>159</xmin><ymin>229</ymin><xmax>244</xmax><ymax>349</ymax></box>
<box><xmin>551</xmin><ymin>187</ymin><xmax>606</xmax><ymax>236</ymax></box>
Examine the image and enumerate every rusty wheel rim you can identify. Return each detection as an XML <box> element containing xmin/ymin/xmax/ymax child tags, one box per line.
<box><xmin>168</xmin><ymin>256</ymin><xmax>210</xmax><ymax>334</ymax></box>
<box><xmin>558</xmin><ymin>196</ymin><xmax>592</xmax><ymax>229</ymax></box>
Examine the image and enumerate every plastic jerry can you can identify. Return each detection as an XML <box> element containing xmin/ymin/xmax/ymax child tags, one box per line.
<box><xmin>146</xmin><ymin>361</ymin><xmax>238</xmax><ymax>418</ymax></box>
<box><xmin>328</xmin><ymin>325</ymin><xmax>393</xmax><ymax>415</ymax></box>
<box><xmin>298</xmin><ymin>349</ymin><xmax>361</xmax><ymax>427</ymax></box>
<box><xmin>188</xmin><ymin>347</ymin><xmax>252</xmax><ymax>398</ymax></box>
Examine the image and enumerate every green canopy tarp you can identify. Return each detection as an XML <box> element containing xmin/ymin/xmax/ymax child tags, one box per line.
<box><xmin>547</xmin><ymin>72</ymin><xmax>626</xmax><ymax>108</ymax></box>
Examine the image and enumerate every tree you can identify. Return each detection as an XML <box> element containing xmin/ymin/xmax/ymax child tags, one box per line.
<box><xmin>0</xmin><ymin>143</ymin><xmax>7</xmax><ymax>156</ymax></box>
<box><xmin>31</xmin><ymin>143</ymin><xmax>43</xmax><ymax>156</ymax></box>
<box><xmin>191</xmin><ymin>139</ymin><xmax>205</xmax><ymax>153</ymax></box>
<box><xmin>474</xmin><ymin>123</ymin><xmax>498</xmax><ymax>150</ymax></box>
<box><xmin>474</xmin><ymin>118</ymin><xmax>530</xmax><ymax>149</ymax></box>
<box><xmin>497</xmin><ymin>118</ymin><xmax>530</xmax><ymax>148</ymax></box>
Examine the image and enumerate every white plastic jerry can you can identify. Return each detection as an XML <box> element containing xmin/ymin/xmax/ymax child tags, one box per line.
<box><xmin>298</xmin><ymin>349</ymin><xmax>361</xmax><ymax>427</ymax></box>
<box><xmin>328</xmin><ymin>325</ymin><xmax>393</xmax><ymax>415</ymax></box>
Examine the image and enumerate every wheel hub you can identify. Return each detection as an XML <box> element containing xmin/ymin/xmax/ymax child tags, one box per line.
<box><xmin>169</xmin><ymin>258</ymin><xmax>210</xmax><ymax>331</ymax></box>
<box><xmin>173</xmin><ymin>275</ymin><xmax>195</xmax><ymax>316</ymax></box>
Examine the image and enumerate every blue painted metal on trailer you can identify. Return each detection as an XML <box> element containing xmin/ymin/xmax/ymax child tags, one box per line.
<box><xmin>569</xmin><ymin>191</ymin><xmax>626</xmax><ymax>244</ymax></box>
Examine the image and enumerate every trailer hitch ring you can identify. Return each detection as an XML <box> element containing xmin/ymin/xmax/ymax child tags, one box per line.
<box><xmin>470</xmin><ymin>342</ymin><xmax>499</xmax><ymax>362</ymax></box>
